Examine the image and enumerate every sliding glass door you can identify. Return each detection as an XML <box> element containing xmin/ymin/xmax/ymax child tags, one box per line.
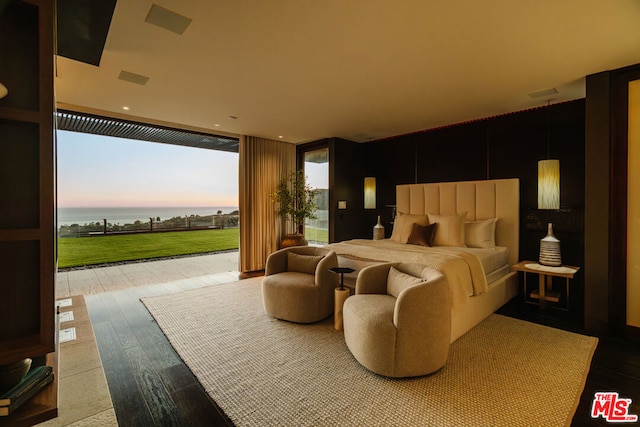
<box><xmin>303</xmin><ymin>148</ymin><xmax>329</xmax><ymax>245</ymax></box>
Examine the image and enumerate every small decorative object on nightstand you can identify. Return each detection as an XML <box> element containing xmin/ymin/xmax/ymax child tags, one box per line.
<box><xmin>330</xmin><ymin>267</ymin><xmax>355</xmax><ymax>330</ymax></box>
<box><xmin>373</xmin><ymin>216</ymin><xmax>384</xmax><ymax>240</ymax></box>
<box><xmin>539</xmin><ymin>223</ymin><xmax>561</xmax><ymax>266</ymax></box>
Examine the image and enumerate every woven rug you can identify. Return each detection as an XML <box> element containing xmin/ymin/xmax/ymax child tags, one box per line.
<box><xmin>141</xmin><ymin>278</ymin><xmax>598</xmax><ymax>427</ymax></box>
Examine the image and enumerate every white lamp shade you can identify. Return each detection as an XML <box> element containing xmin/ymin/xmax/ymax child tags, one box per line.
<box><xmin>364</xmin><ymin>177</ymin><xmax>376</xmax><ymax>209</ymax></box>
<box><xmin>538</xmin><ymin>159</ymin><xmax>560</xmax><ymax>209</ymax></box>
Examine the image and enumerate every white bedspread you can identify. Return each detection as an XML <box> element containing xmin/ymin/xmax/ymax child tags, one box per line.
<box><xmin>327</xmin><ymin>239</ymin><xmax>489</xmax><ymax>312</ymax></box>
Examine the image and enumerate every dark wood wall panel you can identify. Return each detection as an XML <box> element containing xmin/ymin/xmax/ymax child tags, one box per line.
<box><xmin>330</xmin><ymin>138</ymin><xmax>368</xmax><ymax>241</ymax></box>
<box><xmin>364</xmin><ymin>100</ymin><xmax>585</xmax><ymax>236</ymax></box>
<box><xmin>0</xmin><ymin>240</ymin><xmax>41</xmax><ymax>340</ymax></box>
<box><xmin>416</xmin><ymin>122</ymin><xmax>488</xmax><ymax>183</ymax></box>
<box><xmin>327</xmin><ymin>99</ymin><xmax>586</xmax><ymax>319</ymax></box>
<box><xmin>0</xmin><ymin>120</ymin><xmax>40</xmax><ymax>228</ymax></box>
<box><xmin>365</xmin><ymin>136</ymin><xmax>416</xmax><ymax>222</ymax></box>
<box><xmin>0</xmin><ymin>1</ymin><xmax>39</xmax><ymax>111</ymax></box>
<box><xmin>0</xmin><ymin>0</ymin><xmax>56</xmax><ymax>368</ymax></box>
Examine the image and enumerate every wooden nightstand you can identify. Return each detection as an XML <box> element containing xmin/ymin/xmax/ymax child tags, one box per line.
<box><xmin>512</xmin><ymin>261</ymin><xmax>580</xmax><ymax>310</ymax></box>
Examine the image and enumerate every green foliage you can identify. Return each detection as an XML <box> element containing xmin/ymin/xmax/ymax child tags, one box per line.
<box><xmin>304</xmin><ymin>226</ymin><xmax>328</xmax><ymax>244</ymax></box>
<box><xmin>270</xmin><ymin>170</ymin><xmax>320</xmax><ymax>232</ymax></box>
<box><xmin>58</xmin><ymin>228</ymin><xmax>239</xmax><ymax>268</ymax></box>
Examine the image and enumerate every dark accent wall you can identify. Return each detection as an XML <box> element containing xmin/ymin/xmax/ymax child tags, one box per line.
<box><xmin>365</xmin><ymin>100</ymin><xmax>585</xmax><ymax>238</ymax></box>
<box><xmin>302</xmin><ymin>101</ymin><xmax>586</xmax><ymax>320</ymax></box>
<box><xmin>329</xmin><ymin>138</ymin><xmax>369</xmax><ymax>242</ymax></box>
<box><xmin>297</xmin><ymin>138</ymin><xmax>369</xmax><ymax>243</ymax></box>
<box><xmin>585</xmin><ymin>71</ymin><xmax>611</xmax><ymax>334</ymax></box>
<box><xmin>320</xmin><ymin>100</ymin><xmax>587</xmax><ymax>320</ymax></box>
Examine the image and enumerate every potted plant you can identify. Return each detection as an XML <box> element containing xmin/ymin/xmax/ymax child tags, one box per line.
<box><xmin>270</xmin><ymin>170</ymin><xmax>320</xmax><ymax>247</ymax></box>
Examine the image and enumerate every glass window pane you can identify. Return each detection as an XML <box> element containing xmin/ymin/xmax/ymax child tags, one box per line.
<box><xmin>304</xmin><ymin>148</ymin><xmax>328</xmax><ymax>245</ymax></box>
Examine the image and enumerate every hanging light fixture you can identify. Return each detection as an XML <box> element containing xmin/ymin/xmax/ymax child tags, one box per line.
<box><xmin>0</xmin><ymin>82</ymin><xmax>7</xmax><ymax>99</ymax></box>
<box><xmin>538</xmin><ymin>100</ymin><xmax>560</xmax><ymax>210</ymax></box>
<box><xmin>364</xmin><ymin>177</ymin><xmax>376</xmax><ymax>209</ymax></box>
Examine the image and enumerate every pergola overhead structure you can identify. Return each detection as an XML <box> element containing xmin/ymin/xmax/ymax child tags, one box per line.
<box><xmin>56</xmin><ymin>110</ymin><xmax>239</xmax><ymax>153</ymax></box>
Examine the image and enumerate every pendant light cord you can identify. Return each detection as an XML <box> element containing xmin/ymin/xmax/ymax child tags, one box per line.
<box><xmin>546</xmin><ymin>100</ymin><xmax>551</xmax><ymax>160</ymax></box>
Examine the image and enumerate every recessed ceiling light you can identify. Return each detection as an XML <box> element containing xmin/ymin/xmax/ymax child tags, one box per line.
<box><xmin>214</xmin><ymin>124</ymin><xmax>220</xmax><ymax>127</ymax></box>
<box><xmin>122</xmin><ymin>106</ymin><xmax>130</xmax><ymax>110</ymax></box>
<box><xmin>278</xmin><ymin>135</ymin><xmax>284</xmax><ymax>139</ymax></box>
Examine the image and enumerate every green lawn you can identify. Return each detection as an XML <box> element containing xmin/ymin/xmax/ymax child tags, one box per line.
<box><xmin>58</xmin><ymin>228</ymin><xmax>239</xmax><ymax>268</ymax></box>
<box><xmin>305</xmin><ymin>226</ymin><xmax>328</xmax><ymax>244</ymax></box>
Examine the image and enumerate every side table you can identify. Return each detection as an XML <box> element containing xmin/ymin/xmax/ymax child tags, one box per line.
<box><xmin>330</xmin><ymin>267</ymin><xmax>355</xmax><ymax>330</ymax></box>
<box><xmin>512</xmin><ymin>260</ymin><xmax>580</xmax><ymax>310</ymax></box>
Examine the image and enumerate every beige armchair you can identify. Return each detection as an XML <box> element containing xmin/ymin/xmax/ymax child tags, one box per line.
<box><xmin>262</xmin><ymin>246</ymin><xmax>339</xmax><ymax>323</ymax></box>
<box><xmin>343</xmin><ymin>263</ymin><xmax>451</xmax><ymax>378</ymax></box>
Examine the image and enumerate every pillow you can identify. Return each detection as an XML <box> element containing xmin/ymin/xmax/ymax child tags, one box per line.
<box><xmin>427</xmin><ymin>212</ymin><xmax>467</xmax><ymax>246</ymax></box>
<box><xmin>287</xmin><ymin>252</ymin><xmax>323</xmax><ymax>275</ymax></box>
<box><xmin>387</xmin><ymin>266</ymin><xmax>423</xmax><ymax>298</ymax></box>
<box><xmin>389</xmin><ymin>213</ymin><xmax>430</xmax><ymax>243</ymax></box>
<box><xmin>406</xmin><ymin>223</ymin><xmax>438</xmax><ymax>247</ymax></box>
<box><xmin>465</xmin><ymin>218</ymin><xmax>497</xmax><ymax>248</ymax></box>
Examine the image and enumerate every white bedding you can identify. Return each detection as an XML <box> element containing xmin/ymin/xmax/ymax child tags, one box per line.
<box><xmin>448</xmin><ymin>246</ymin><xmax>509</xmax><ymax>277</ymax></box>
<box><xmin>327</xmin><ymin>239</ymin><xmax>509</xmax><ymax>312</ymax></box>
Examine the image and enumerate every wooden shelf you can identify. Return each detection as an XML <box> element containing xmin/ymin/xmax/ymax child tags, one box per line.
<box><xmin>0</xmin><ymin>352</ymin><xmax>58</xmax><ymax>426</ymax></box>
<box><xmin>0</xmin><ymin>1</ymin><xmax>57</xmax><ymax>424</ymax></box>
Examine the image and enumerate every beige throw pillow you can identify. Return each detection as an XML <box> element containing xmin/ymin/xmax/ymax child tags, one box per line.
<box><xmin>389</xmin><ymin>213</ymin><xmax>430</xmax><ymax>243</ymax></box>
<box><xmin>387</xmin><ymin>266</ymin><xmax>423</xmax><ymax>298</ymax></box>
<box><xmin>428</xmin><ymin>212</ymin><xmax>467</xmax><ymax>246</ymax></box>
<box><xmin>465</xmin><ymin>218</ymin><xmax>497</xmax><ymax>248</ymax></box>
<box><xmin>287</xmin><ymin>252</ymin><xmax>323</xmax><ymax>275</ymax></box>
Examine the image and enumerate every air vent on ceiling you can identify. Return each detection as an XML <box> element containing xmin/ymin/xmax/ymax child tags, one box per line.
<box><xmin>118</xmin><ymin>70</ymin><xmax>150</xmax><ymax>85</ymax></box>
<box><xmin>145</xmin><ymin>4</ymin><xmax>192</xmax><ymax>35</ymax></box>
<box><xmin>528</xmin><ymin>87</ymin><xmax>558</xmax><ymax>99</ymax></box>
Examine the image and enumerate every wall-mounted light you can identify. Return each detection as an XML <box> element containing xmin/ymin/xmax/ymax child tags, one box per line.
<box><xmin>537</xmin><ymin>100</ymin><xmax>560</xmax><ymax>210</ymax></box>
<box><xmin>364</xmin><ymin>177</ymin><xmax>376</xmax><ymax>209</ymax></box>
<box><xmin>0</xmin><ymin>82</ymin><xmax>8</xmax><ymax>99</ymax></box>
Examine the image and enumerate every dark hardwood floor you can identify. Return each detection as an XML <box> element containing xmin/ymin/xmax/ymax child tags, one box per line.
<box><xmin>86</xmin><ymin>285</ymin><xmax>640</xmax><ymax>426</ymax></box>
<box><xmin>85</xmin><ymin>286</ymin><xmax>233</xmax><ymax>427</ymax></box>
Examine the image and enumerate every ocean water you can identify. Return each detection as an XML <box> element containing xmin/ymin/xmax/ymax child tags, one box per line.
<box><xmin>58</xmin><ymin>207</ymin><xmax>238</xmax><ymax>227</ymax></box>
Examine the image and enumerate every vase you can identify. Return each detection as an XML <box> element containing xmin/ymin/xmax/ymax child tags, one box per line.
<box><xmin>539</xmin><ymin>223</ymin><xmax>561</xmax><ymax>266</ymax></box>
<box><xmin>0</xmin><ymin>358</ymin><xmax>32</xmax><ymax>392</ymax></box>
<box><xmin>373</xmin><ymin>215</ymin><xmax>385</xmax><ymax>240</ymax></box>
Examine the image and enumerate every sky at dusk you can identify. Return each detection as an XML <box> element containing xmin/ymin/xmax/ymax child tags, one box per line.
<box><xmin>57</xmin><ymin>130</ymin><xmax>240</xmax><ymax>208</ymax></box>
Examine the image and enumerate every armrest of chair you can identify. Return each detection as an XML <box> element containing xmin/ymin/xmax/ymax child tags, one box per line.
<box><xmin>265</xmin><ymin>248</ymin><xmax>288</xmax><ymax>276</ymax></box>
<box><xmin>355</xmin><ymin>263</ymin><xmax>395</xmax><ymax>295</ymax></box>
<box><xmin>315</xmin><ymin>250</ymin><xmax>339</xmax><ymax>288</ymax></box>
<box><xmin>393</xmin><ymin>272</ymin><xmax>450</xmax><ymax>328</ymax></box>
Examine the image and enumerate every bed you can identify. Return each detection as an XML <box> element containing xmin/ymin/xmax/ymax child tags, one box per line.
<box><xmin>327</xmin><ymin>178</ymin><xmax>520</xmax><ymax>342</ymax></box>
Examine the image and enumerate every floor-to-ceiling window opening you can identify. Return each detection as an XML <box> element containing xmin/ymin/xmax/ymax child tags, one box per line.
<box><xmin>303</xmin><ymin>147</ymin><xmax>329</xmax><ymax>245</ymax></box>
<box><xmin>56</xmin><ymin>110</ymin><xmax>240</xmax><ymax>269</ymax></box>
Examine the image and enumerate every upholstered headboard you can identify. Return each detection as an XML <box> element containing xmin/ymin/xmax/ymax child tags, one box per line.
<box><xmin>396</xmin><ymin>178</ymin><xmax>520</xmax><ymax>267</ymax></box>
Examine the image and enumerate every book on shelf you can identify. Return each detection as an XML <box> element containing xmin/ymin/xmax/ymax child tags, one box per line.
<box><xmin>0</xmin><ymin>365</ymin><xmax>54</xmax><ymax>416</ymax></box>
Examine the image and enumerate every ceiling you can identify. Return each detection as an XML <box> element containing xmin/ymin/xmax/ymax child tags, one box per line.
<box><xmin>54</xmin><ymin>0</ymin><xmax>640</xmax><ymax>144</ymax></box>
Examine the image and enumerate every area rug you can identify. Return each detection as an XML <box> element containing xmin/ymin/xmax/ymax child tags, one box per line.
<box><xmin>141</xmin><ymin>278</ymin><xmax>598</xmax><ymax>427</ymax></box>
